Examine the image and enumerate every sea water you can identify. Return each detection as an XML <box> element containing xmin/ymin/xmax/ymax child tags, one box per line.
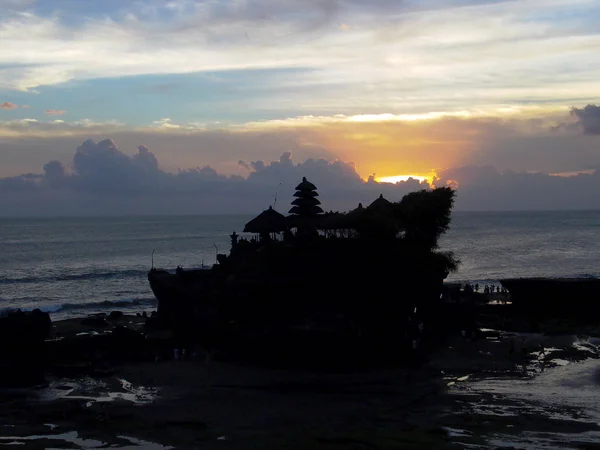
<box><xmin>441</xmin><ymin>210</ymin><xmax>600</xmax><ymax>284</ymax></box>
<box><xmin>451</xmin><ymin>338</ymin><xmax>600</xmax><ymax>449</ymax></box>
<box><xmin>0</xmin><ymin>210</ymin><xmax>599</xmax><ymax>319</ymax></box>
<box><xmin>0</xmin><ymin>215</ymin><xmax>248</xmax><ymax>319</ymax></box>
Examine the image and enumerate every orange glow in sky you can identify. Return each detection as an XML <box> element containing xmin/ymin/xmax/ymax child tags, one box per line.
<box><xmin>376</xmin><ymin>174</ymin><xmax>430</xmax><ymax>184</ymax></box>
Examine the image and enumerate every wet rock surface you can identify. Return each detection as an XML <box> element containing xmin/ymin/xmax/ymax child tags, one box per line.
<box><xmin>3</xmin><ymin>313</ymin><xmax>600</xmax><ymax>448</ymax></box>
<box><xmin>437</xmin><ymin>333</ymin><xmax>600</xmax><ymax>449</ymax></box>
<box><xmin>0</xmin><ymin>363</ymin><xmax>457</xmax><ymax>449</ymax></box>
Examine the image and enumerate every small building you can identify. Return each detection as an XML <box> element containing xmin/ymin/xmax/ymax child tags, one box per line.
<box><xmin>243</xmin><ymin>206</ymin><xmax>287</xmax><ymax>241</ymax></box>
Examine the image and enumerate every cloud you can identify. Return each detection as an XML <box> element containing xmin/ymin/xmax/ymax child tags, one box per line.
<box><xmin>0</xmin><ymin>102</ymin><xmax>18</xmax><ymax>110</ymax></box>
<box><xmin>133</xmin><ymin>145</ymin><xmax>159</xmax><ymax>172</ymax></box>
<box><xmin>1</xmin><ymin>137</ymin><xmax>600</xmax><ymax>216</ymax></box>
<box><xmin>1</xmin><ymin>106</ymin><xmax>600</xmax><ymax>180</ymax></box>
<box><xmin>241</xmin><ymin>150</ymin><xmax>364</xmax><ymax>194</ymax></box>
<box><xmin>0</xmin><ymin>0</ymin><xmax>599</xmax><ymax>120</ymax></box>
<box><xmin>570</xmin><ymin>104</ymin><xmax>600</xmax><ymax>135</ymax></box>
<box><xmin>0</xmin><ymin>138</ymin><xmax>431</xmax><ymax>216</ymax></box>
<box><xmin>0</xmin><ymin>173</ymin><xmax>42</xmax><ymax>193</ymax></box>
<box><xmin>436</xmin><ymin>165</ymin><xmax>600</xmax><ymax>210</ymax></box>
<box><xmin>0</xmin><ymin>0</ymin><xmax>35</xmax><ymax>11</ymax></box>
<box><xmin>45</xmin><ymin>109</ymin><xmax>66</xmax><ymax>115</ymax></box>
<box><xmin>42</xmin><ymin>160</ymin><xmax>67</xmax><ymax>188</ymax></box>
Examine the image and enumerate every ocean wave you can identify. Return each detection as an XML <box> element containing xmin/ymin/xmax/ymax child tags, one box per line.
<box><xmin>0</xmin><ymin>269</ymin><xmax>148</xmax><ymax>285</ymax></box>
<box><xmin>447</xmin><ymin>272</ymin><xmax>600</xmax><ymax>285</ymax></box>
<box><xmin>0</xmin><ymin>297</ymin><xmax>156</xmax><ymax>316</ymax></box>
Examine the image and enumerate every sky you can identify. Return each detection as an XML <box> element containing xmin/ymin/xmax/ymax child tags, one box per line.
<box><xmin>1</xmin><ymin>0</ymin><xmax>600</xmax><ymax>215</ymax></box>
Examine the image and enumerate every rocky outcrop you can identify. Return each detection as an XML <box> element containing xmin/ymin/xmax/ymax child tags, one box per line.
<box><xmin>0</xmin><ymin>309</ymin><xmax>51</xmax><ymax>386</ymax></box>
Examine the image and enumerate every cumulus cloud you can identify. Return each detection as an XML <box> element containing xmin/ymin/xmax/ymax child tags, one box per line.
<box><xmin>1</xmin><ymin>137</ymin><xmax>600</xmax><ymax>216</ymax></box>
<box><xmin>45</xmin><ymin>109</ymin><xmax>66</xmax><ymax>116</ymax></box>
<box><xmin>0</xmin><ymin>173</ymin><xmax>42</xmax><ymax>193</ymax></box>
<box><xmin>2</xmin><ymin>106</ymin><xmax>600</xmax><ymax>180</ymax></box>
<box><xmin>0</xmin><ymin>138</ymin><xmax>431</xmax><ymax>215</ymax></box>
<box><xmin>42</xmin><ymin>160</ymin><xmax>67</xmax><ymax>188</ymax></box>
<box><xmin>133</xmin><ymin>145</ymin><xmax>159</xmax><ymax>172</ymax></box>
<box><xmin>570</xmin><ymin>104</ymin><xmax>600</xmax><ymax>135</ymax></box>
<box><xmin>241</xmin><ymin>150</ymin><xmax>364</xmax><ymax>195</ymax></box>
<box><xmin>0</xmin><ymin>102</ymin><xmax>18</xmax><ymax>110</ymax></box>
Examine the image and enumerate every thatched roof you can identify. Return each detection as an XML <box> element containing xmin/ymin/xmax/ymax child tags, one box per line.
<box><xmin>289</xmin><ymin>205</ymin><xmax>324</xmax><ymax>216</ymax></box>
<box><xmin>344</xmin><ymin>203</ymin><xmax>367</xmax><ymax>224</ymax></box>
<box><xmin>243</xmin><ymin>206</ymin><xmax>287</xmax><ymax>233</ymax></box>
<box><xmin>368</xmin><ymin>194</ymin><xmax>392</xmax><ymax>210</ymax></box>
<box><xmin>295</xmin><ymin>177</ymin><xmax>317</xmax><ymax>191</ymax></box>
<box><xmin>293</xmin><ymin>190</ymin><xmax>319</xmax><ymax>198</ymax></box>
<box><xmin>291</xmin><ymin>197</ymin><xmax>321</xmax><ymax>207</ymax></box>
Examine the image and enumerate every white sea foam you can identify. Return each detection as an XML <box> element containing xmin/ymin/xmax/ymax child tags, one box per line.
<box><xmin>451</xmin><ymin>343</ymin><xmax>600</xmax><ymax>448</ymax></box>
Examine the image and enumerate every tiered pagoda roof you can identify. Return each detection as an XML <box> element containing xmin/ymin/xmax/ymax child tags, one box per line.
<box><xmin>289</xmin><ymin>177</ymin><xmax>324</xmax><ymax>217</ymax></box>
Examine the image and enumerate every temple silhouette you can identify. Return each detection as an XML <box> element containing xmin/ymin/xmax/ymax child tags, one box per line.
<box><xmin>149</xmin><ymin>177</ymin><xmax>458</xmax><ymax>368</ymax></box>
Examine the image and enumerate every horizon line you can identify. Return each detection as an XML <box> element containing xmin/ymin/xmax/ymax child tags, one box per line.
<box><xmin>1</xmin><ymin>208</ymin><xmax>600</xmax><ymax>220</ymax></box>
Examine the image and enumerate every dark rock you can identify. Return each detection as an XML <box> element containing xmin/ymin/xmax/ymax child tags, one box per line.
<box><xmin>0</xmin><ymin>309</ymin><xmax>51</xmax><ymax>386</ymax></box>
<box><xmin>107</xmin><ymin>311</ymin><xmax>124</xmax><ymax>321</ymax></box>
<box><xmin>47</xmin><ymin>325</ymin><xmax>150</xmax><ymax>370</ymax></box>
<box><xmin>111</xmin><ymin>326</ymin><xmax>146</xmax><ymax>361</ymax></box>
<box><xmin>81</xmin><ymin>316</ymin><xmax>107</xmax><ymax>327</ymax></box>
<box><xmin>144</xmin><ymin>316</ymin><xmax>164</xmax><ymax>330</ymax></box>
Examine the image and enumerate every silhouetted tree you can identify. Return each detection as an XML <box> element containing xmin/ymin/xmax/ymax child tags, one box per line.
<box><xmin>396</xmin><ymin>187</ymin><xmax>455</xmax><ymax>249</ymax></box>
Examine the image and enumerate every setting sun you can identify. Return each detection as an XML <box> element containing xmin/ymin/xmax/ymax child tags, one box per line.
<box><xmin>376</xmin><ymin>175</ymin><xmax>431</xmax><ymax>184</ymax></box>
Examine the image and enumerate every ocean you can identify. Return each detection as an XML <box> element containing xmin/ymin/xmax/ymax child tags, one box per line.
<box><xmin>1</xmin><ymin>210</ymin><xmax>599</xmax><ymax>320</ymax></box>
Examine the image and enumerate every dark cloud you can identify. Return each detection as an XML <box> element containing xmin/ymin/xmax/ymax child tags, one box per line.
<box><xmin>244</xmin><ymin>150</ymin><xmax>362</xmax><ymax>191</ymax></box>
<box><xmin>42</xmin><ymin>160</ymin><xmax>67</xmax><ymax>189</ymax></box>
<box><xmin>1</xmin><ymin>113</ymin><xmax>600</xmax><ymax>215</ymax></box>
<box><xmin>2</xmin><ymin>137</ymin><xmax>600</xmax><ymax>215</ymax></box>
<box><xmin>436</xmin><ymin>165</ymin><xmax>600</xmax><ymax>210</ymax></box>
<box><xmin>0</xmin><ymin>173</ymin><xmax>42</xmax><ymax>193</ymax></box>
<box><xmin>570</xmin><ymin>104</ymin><xmax>600</xmax><ymax>135</ymax></box>
<box><xmin>133</xmin><ymin>145</ymin><xmax>159</xmax><ymax>172</ymax></box>
<box><xmin>3</xmin><ymin>107</ymin><xmax>599</xmax><ymax>179</ymax></box>
<box><xmin>0</xmin><ymin>138</ymin><xmax>428</xmax><ymax>216</ymax></box>
<box><xmin>238</xmin><ymin>160</ymin><xmax>252</xmax><ymax>171</ymax></box>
